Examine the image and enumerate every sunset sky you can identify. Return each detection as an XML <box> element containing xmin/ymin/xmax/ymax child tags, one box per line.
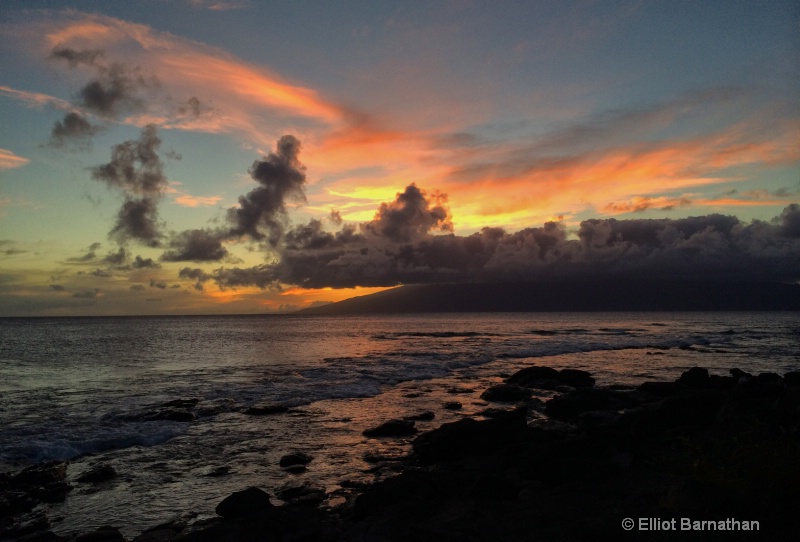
<box><xmin>1</xmin><ymin>1</ymin><xmax>798</xmax><ymax>316</ymax></box>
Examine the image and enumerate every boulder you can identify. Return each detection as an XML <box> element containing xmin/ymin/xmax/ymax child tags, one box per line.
<box><xmin>363</xmin><ymin>419</ymin><xmax>417</xmax><ymax>438</ymax></box>
<box><xmin>784</xmin><ymin>371</ymin><xmax>800</xmax><ymax>387</ymax></box>
<box><xmin>480</xmin><ymin>384</ymin><xmax>532</xmax><ymax>402</ymax></box>
<box><xmin>412</xmin><ymin>411</ymin><xmax>527</xmax><ymax>465</ymax></box>
<box><xmin>279</xmin><ymin>452</ymin><xmax>312</xmax><ymax>468</ymax></box>
<box><xmin>506</xmin><ymin>366</ymin><xmax>561</xmax><ymax>387</ymax></box>
<box><xmin>558</xmin><ymin>369</ymin><xmax>595</xmax><ymax>388</ymax></box>
<box><xmin>215</xmin><ymin>487</ymin><xmax>274</xmax><ymax>519</ymax></box>
<box><xmin>242</xmin><ymin>403</ymin><xmax>289</xmax><ymax>416</ymax></box>
<box><xmin>76</xmin><ymin>465</ymin><xmax>117</xmax><ymax>485</ymax></box>
<box><xmin>676</xmin><ymin>367</ymin><xmax>710</xmax><ymax>388</ymax></box>
<box><xmin>442</xmin><ymin>401</ymin><xmax>462</xmax><ymax>410</ymax></box>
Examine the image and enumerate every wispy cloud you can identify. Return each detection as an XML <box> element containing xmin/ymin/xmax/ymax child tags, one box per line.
<box><xmin>0</xmin><ymin>149</ymin><xmax>30</xmax><ymax>170</ymax></box>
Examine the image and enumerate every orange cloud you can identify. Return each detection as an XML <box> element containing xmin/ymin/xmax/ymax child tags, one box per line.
<box><xmin>173</xmin><ymin>194</ymin><xmax>223</xmax><ymax>207</ymax></box>
<box><xmin>0</xmin><ymin>85</ymin><xmax>73</xmax><ymax>111</ymax></box>
<box><xmin>0</xmin><ymin>148</ymin><xmax>30</xmax><ymax>170</ymax></box>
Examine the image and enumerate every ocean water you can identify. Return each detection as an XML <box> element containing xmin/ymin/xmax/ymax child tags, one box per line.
<box><xmin>1</xmin><ymin>312</ymin><xmax>798</xmax><ymax>536</ymax></box>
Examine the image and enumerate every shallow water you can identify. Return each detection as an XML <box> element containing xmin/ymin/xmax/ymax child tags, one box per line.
<box><xmin>1</xmin><ymin>312</ymin><xmax>797</xmax><ymax>536</ymax></box>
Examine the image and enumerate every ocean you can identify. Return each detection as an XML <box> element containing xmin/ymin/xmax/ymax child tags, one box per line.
<box><xmin>1</xmin><ymin>312</ymin><xmax>798</xmax><ymax>536</ymax></box>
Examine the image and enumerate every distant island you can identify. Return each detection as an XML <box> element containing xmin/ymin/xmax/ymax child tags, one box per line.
<box><xmin>300</xmin><ymin>281</ymin><xmax>800</xmax><ymax>314</ymax></box>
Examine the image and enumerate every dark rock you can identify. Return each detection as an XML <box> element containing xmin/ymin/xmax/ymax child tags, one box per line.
<box><xmin>412</xmin><ymin>411</ymin><xmax>527</xmax><ymax>465</ymax></box>
<box><xmin>12</xmin><ymin>461</ymin><xmax>67</xmax><ymax>487</ymax></box>
<box><xmin>363</xmin><ymin>419</ymin><xmax>417</xmax><ymax>438</ymax></box>
<box><xmin>74</xmin><ymin>526</ymin><xmax>126</xmax><ymax>542</ymax></box>
<box><xmin>756</xmin><ymin>372</ymin><xmax>782</xmax><ymax>384</ymax></box>
<box><xmin>480</xmin><ymin>384</ymin><xmax>532</xmax><ymax>402</ymax></box>
<box><xmin>558</xmin><ymin>369</ymin><xmax>595</xmax><ymax>388</ymax></box>
<box><xmin>545</xmin><ymin>388</ymin><xmax>639</xmax><ymax>422</ymax></box>
<box><xmin>76</xmin><ymin>465</ymin><xmax>117</xmax><ymax>484</ymax></box>
<box><xmin>35</xmin><ymin>481</ymin><xmax>73</xmax><ymax>503</ymax></box>
<box><xmin>730</xmin><ymin>368</ymin><xmax>753</xmax><ymax>381</ymax></box>
<box><xmin>506</xmin><ymin>366</ymin><xmax>561</xmax><ymax>387</ymax></box>
<box><xmin>279</xmin><ymin>452</ymin><xmax>312</xmax><ymax>468</ymax></box>
<box><xmin>276</xmin><ymin>482</ymin><xmax>326</xmax><ymax>506</ymax></box>
<box><xmin>442</xmin><ymin>401</ymin><xmax>462</xmax><ymax>410</ymax></box>
<box><xmin>284</xmin><ymin>465</ymin><xmax>307</xmax><ymax>475</ymax></box>
<box><xmin>242</xmin><ymin>403</ymin><xmax>289</xmax><ymax>416</ymax></box>
<box><xmin>215</xmin><ymin>487</ymin><xmax>275</xmax><ymax>519</ymax></box>
<box><xmin>676</xmin><ymin>366</ymin><xmax>710</xmax><ymax>388</ymax></box>
<box><xmin>17</xmin><ymin>530</ymin><xmax>66</xmax><ymax>542</ymax></box>
<box><xmin>785</xmin><ymin>371</ymin><xmax>800</xmax><ymax>387</ymax></box>
<box><xmin>637</xmin><ymin>381</ymin><xmax>679</xmax><ymax>397</ymax></box>
<box><xmin>403</xmin><ymin>411</ymin><xmax>435</xmax><ymax>421</ymax></box>
<box><xmin>132</xmin><ymin>519</ymin><xmax>187</xmax><ymax>542</ymax></box>
<box><xmin>0</xmin><ymin>508</ymin><xmax>50</xmax><ymax>539</ymax></box>
<box><xmin>203</xmin><ymin>466</ymin><xmax>231</xmax><ymax>477</ymax></box>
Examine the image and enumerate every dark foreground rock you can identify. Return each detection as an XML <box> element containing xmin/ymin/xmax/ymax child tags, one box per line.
<box><xmin>363</xmin><ymin>419</ymin><xmax>417</xmax><ymax>438</ymax></box>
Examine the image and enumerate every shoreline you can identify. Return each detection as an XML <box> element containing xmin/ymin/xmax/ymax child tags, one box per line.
<box><xmin>3</xmin><ymin>364</ymin><xmax>799</xmax><ymax>541</ymax></box>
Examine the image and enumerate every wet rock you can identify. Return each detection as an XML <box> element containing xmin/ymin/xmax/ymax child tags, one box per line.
<box><xmin>132</xmin><ymin>518</ymin><xmax>187</xmax><ymax>542</ymax></box>
<box><xmin>277</xmin><ymin>482</ymin><xmax>326</xmax><ymax>506</ymax></box>
<box><xmin>442</xmin><ymin>401</ymin><xmax>462</xmax><ymax>410</ymax></box>
<box><xmin>637</xmin><ymin>381</ymin><xmax>679</xmax><ymax>397</ymax></box>
<box><xmin>505</xmin><ymin>366</ymin><xmax>561</xmax><ymax>388</ymax></box>
<box><xmin>363</xmin><ymin>419</ymin><xmax>417</xmax><ymax>438</ymax></box>
<box><xmin>730</xmin><ymin>368</ymin><xmax>753</xmax><ymax>382</ymax></box>
<box><xmin>0</xmin><ymin>508</ymin><xmax>50</xmax><ymax>540</ymax></box>
<box><xmin>756</xmin><ymin>372</ymin><xmax>782</xmax><ymax>384</ymax></box>
<box><xmin>557</xmin><ymin>369</ymin><xmax>595</xmax><ymax>388</ymax></box>
<box><xmin>480</xmin><ymin>384</ymin><xmax>532</xmax><ymax>402</ymax></box>
<box><xmin>242</xmin><ymin>403</ymin><xmax>289</xmax><ymax>416</ymax></box>
<box><xmin>403</xmin><ymin>411</ymin><xmax>435</xmax><ymax>421</ymax></box>
<box><xmin>785</xmin><ymin>371</ymin><xmax>800</xmax><ymax>387</ymax></box>
<box><xmin>12</xmin><ymin>461</ymin><xmax>68</xmax><ymax>487</ymax></box>
<box><xmin>412</xmin><ymin>411</ymin><xmax>527</xmax><ymax>465</ymax></box>
<box><xmin>76</xmin><ymin>465</ymin><xmax>117</xmax><ymax>485</ymax></box>
<box><xmin>279</xmin><ymin>452</ymin><xmax>312</xmax><ymax>468</ymax></box>
<box><xmin>675</xmin><ymin>366</ymin><xmax>710</xmax><ymax>388</ymax></box>
<box><xmin>545</xmin><ymin>388</ymin><xmax>638</xmax><ymax>422</ymax></box>
<box><xmin>74</xmin><ymin>526</ymin><xmax>126</xmax><ymax>542</ymax></box>
<box><xmin>215</xmin><ymin>487</ymin><xmax>275</xmax><ymax>519</ymax></box>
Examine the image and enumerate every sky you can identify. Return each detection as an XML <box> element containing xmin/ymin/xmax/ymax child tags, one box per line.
<box><xmin>0</xmin><ymin>0</ymin><xmax>798</xmax><ymax>316</ymax></box>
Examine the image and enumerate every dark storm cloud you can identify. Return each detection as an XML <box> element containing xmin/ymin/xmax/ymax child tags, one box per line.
<box><xmin>363</xmin><ymin>184</ymin><xmax>452</xmax><ymax>242</ymax></box>
<box><xmin>150</xmin><ymin>279</ymin><xmax>168</xmax><ymax>289</ymax></box>
<box><xmin>91</xmin><ymin>125</ymin><xmax>167</xmax><ymax>196</ymax></box>
<box><xmin>50</xmin><ymin>47</ymin><xmax>151</xmax><ymax>118</ymax></box>
<box><xmin>178</xmin><ymin>267</ymin><xmax>212</xmax><ymax>291</ymax></box>
<box><xmin>90</xmin><ymin>268</ymin><xmax>112</xmax><ymax>278</ymax></box>
<box><xmin>50</xmin><ymin>47</ymin><xmax>105</xmax><ymax>67</ymax></box>
<box><xmin>160</xmin><ymin>135</ymin><xmax>305</xmax><ymax>263</ymax></box>
<box><xmin>103</xmin><ymin>247</ymin><xmax>127</xmax><ymax>265</ymax></box>
<box><xmin>161</xmin><ymin>229</ymin><xmax>228</xmax><ymax>262</ymax></box>
<box><xmin>110</xmin><ymin>197</ymin><xmax>162</xmax><ymax>246</ymax></box>
<box><xmin>68</xmin><ymin>242</ymin><xmax>102</xmax><ymax>263</ymax></box>
<box><xmin>47</xmin><ymin>112</ymin><xmax>101</xmax><ymax>150</ymax></box>
<box><xmin>210</xmin><ymin>192</ymin><xmax>800</xmax><ymax>290</ymax></box>
<box><xmin>226</xmin><ymin>135</ymin><xmax>307</xmax><ymax>246</ymax></box>
<box><xmin>50</xmin><ymin>284</ymin><xmax>66</xmax><ymax>292</ymax></box>
<box><xmin>92</xmin><ymin>126</ymin><xmax>169</xmax><ymax>246</ymax></box>
<box><xmin>778</xmin><ymin>204</ymin><xmax>800</xmax><ymax>238</ymax></box>
<box><xmin>132</xmin><ymin>255</ymin><xmax>161</xmax><ymax>269</ymax></box>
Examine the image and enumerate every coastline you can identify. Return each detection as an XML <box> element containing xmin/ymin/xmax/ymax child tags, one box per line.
<box><xmin>3</xmin><ymin>363</ymin><xmax>798</xmax><ymax>541</ymax></box>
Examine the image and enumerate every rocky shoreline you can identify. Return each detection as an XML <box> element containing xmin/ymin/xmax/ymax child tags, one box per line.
<box><xmin>3</xmin><ymin>365</ymin><xmax>799</xmax><ymax>541</ymax></box>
